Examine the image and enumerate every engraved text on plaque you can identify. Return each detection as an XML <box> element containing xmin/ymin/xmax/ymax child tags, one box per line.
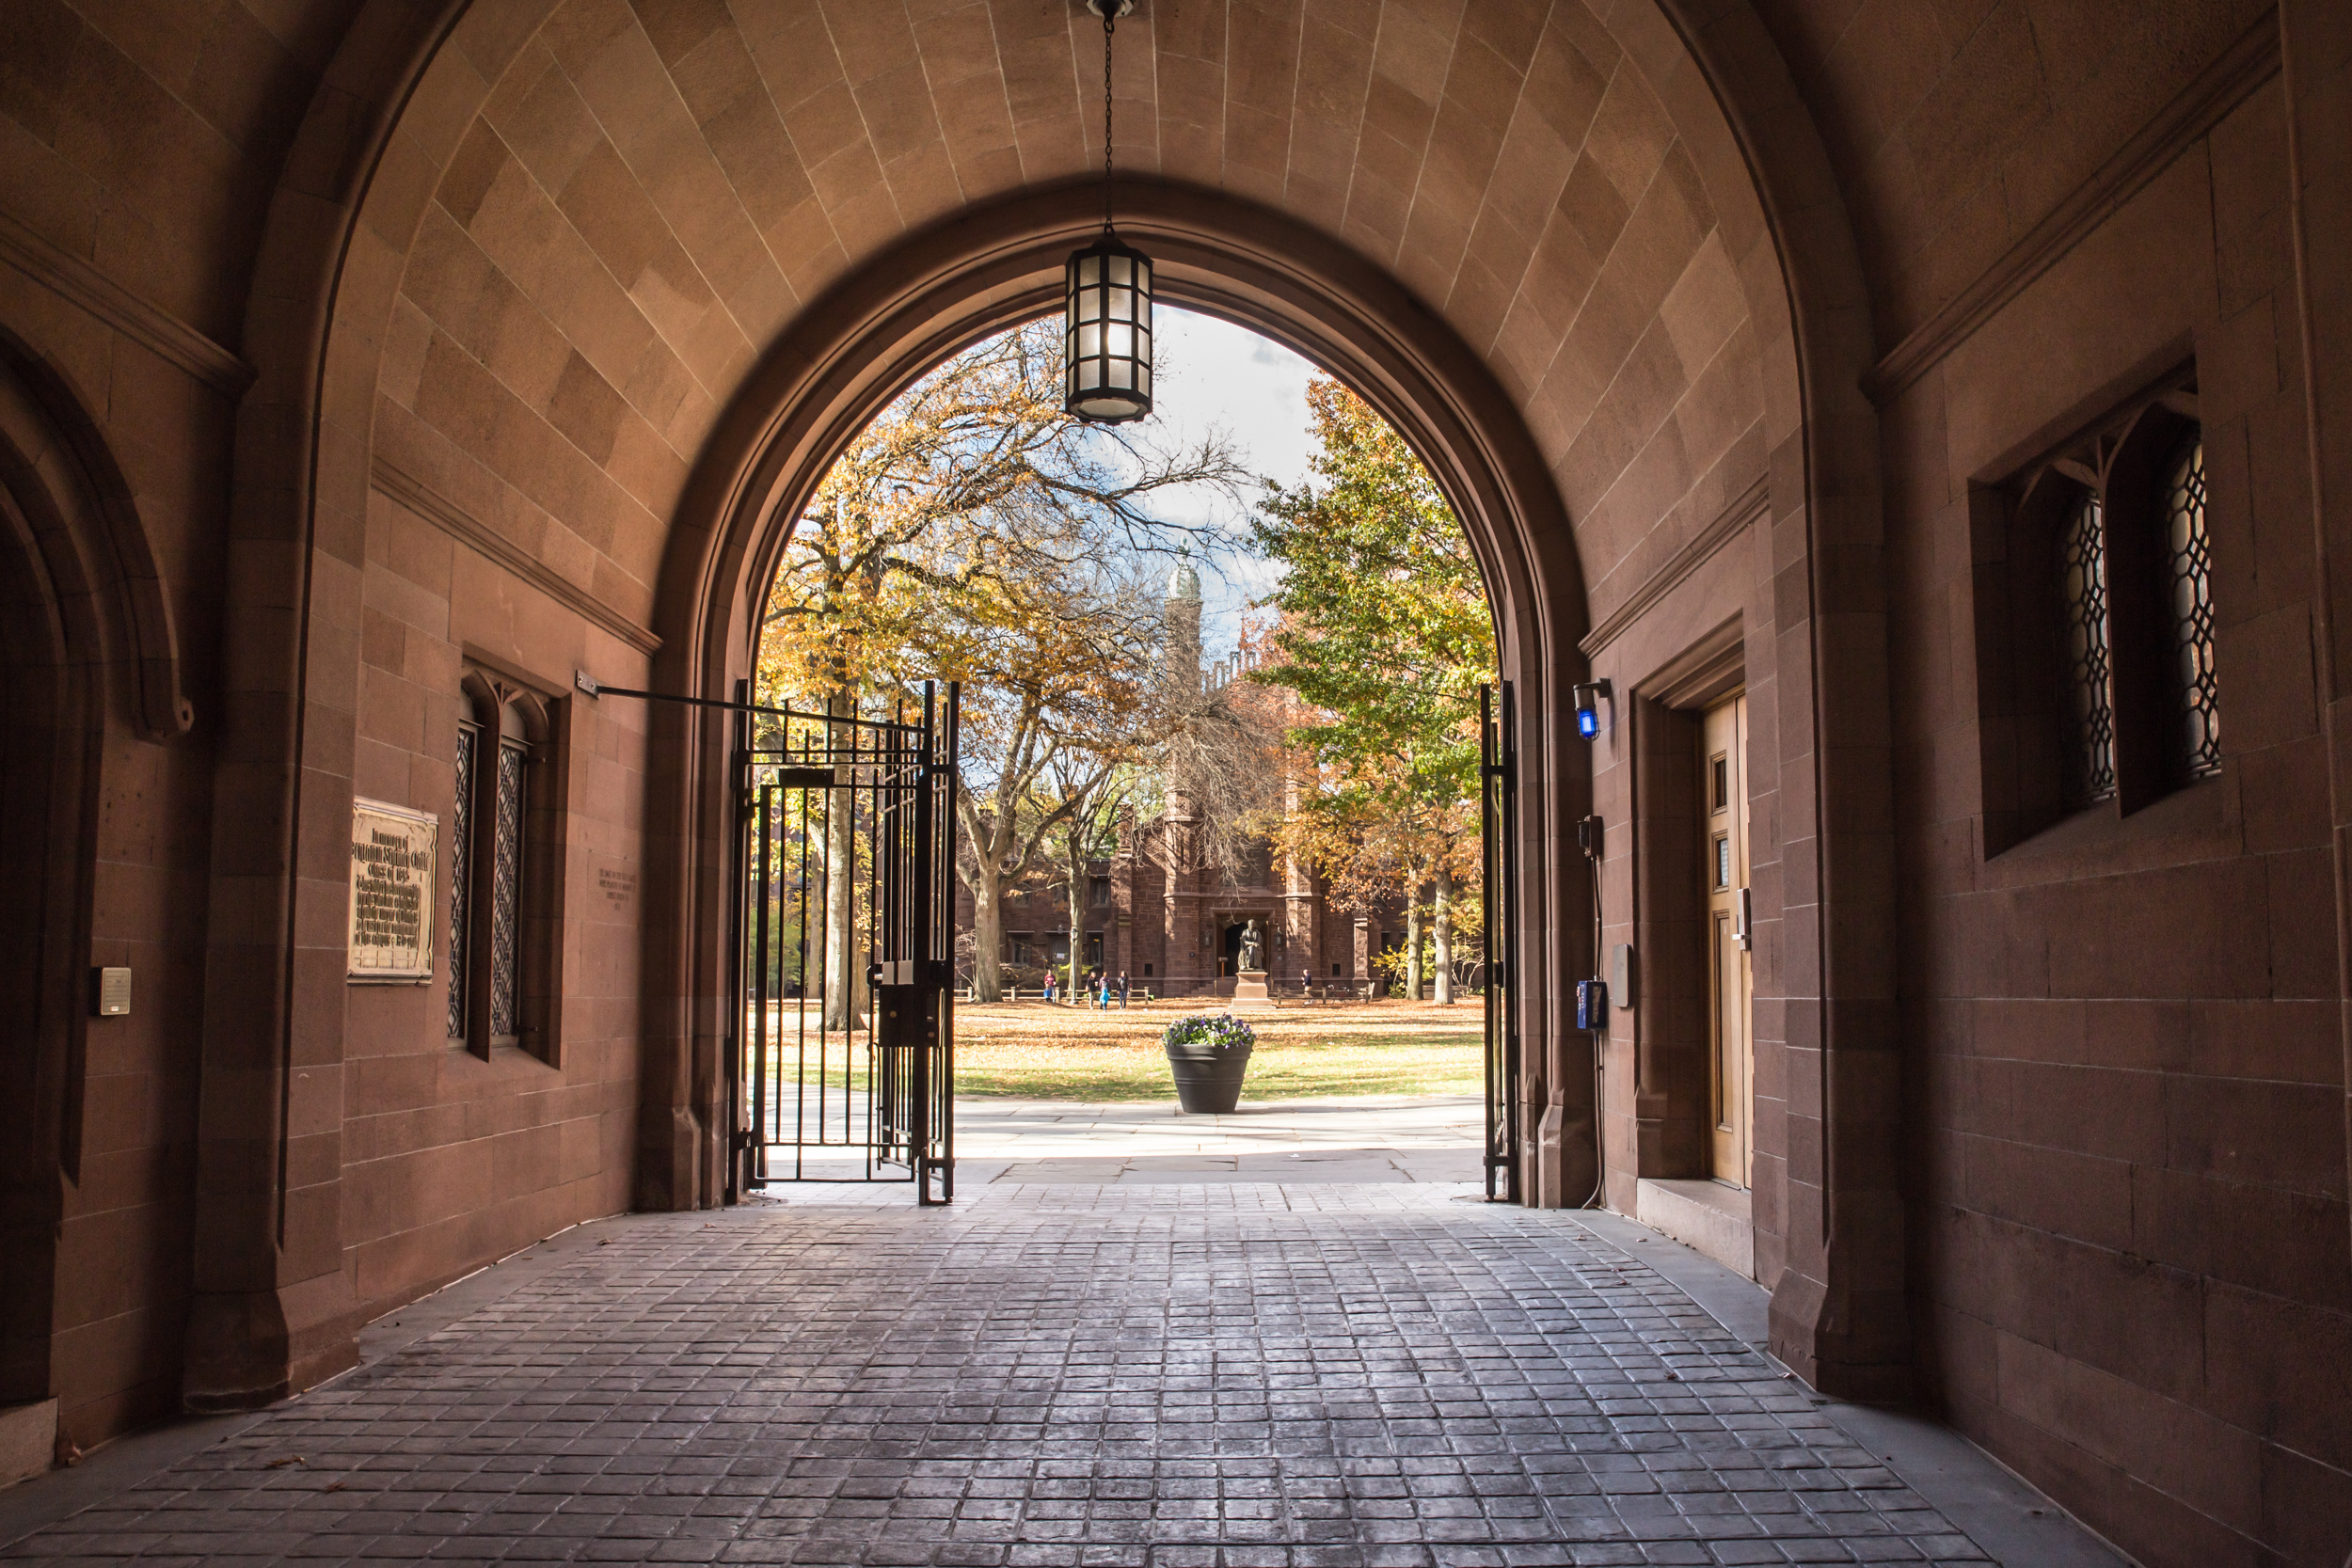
<box><xmin>350</xmin><ymin>798</ymin><xmax>437</xmax><ymax>982</ymax></box>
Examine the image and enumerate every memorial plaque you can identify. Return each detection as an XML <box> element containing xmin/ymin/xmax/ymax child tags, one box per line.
<box><xmin>349</xmin><ymin>797</ymin><xmax>437</xmax><ymax>982</ymax></box>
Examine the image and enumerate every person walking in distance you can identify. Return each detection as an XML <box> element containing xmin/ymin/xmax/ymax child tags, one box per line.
<box><xmin>1118</xmin><ymin>972</ymin><xmax>1130</xmax><ymax>1009</ymax></box>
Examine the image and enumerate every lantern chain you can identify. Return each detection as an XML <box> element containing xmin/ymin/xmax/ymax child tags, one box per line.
<box><xmin>1102</xmin><ymin>8</ymin><xmax>1115</xmax><ymax>230</ymax></box>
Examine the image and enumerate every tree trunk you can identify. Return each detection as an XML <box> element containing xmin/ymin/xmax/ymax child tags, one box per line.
<box><xmin>965</xmin><ymin>855</ymin><xmax>1007</xmax><ymax>1003</ymax></box>
<box><xmin>1432</xmin><ymin>862</ymin><xmax>1454</xmax><ymax>1006</ymax></box>
<box><xmin>1405</xmin><ymin>890</ymin><xmax>1424</xmax><ymax>1001</ymax></box>
<box><xmin>1066</xmin><ymin>832</ymin><xmax>1089</xmax><ymax>1006</ymax></box>
<box><xmin>957</xmin><ymin>784</ymin><xmax>1015</xmax><ymax>1006</ymax></box>
<box><xmin>946</xmin><ymin>699</ymin><xmax>1073</xmax><ymax>1006</ymax></box>
<box><xmin>822</xmin><ymin>688</ymin><xmax>867</xmax><ymax>1031</ymax></box>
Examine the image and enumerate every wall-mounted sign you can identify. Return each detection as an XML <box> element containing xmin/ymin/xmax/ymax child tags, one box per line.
<box><xmin>349</xmin><ymin>798</ymin><xmax>437</xmax><ymax>983</ymax></box>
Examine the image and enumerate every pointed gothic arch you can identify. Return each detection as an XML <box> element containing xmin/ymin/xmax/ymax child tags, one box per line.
<box><xmin>0</xmin><ymin>332</ymin><xmax>194</xmax><ymax>1422</ymax></box>
<box><xmin>634</xmin><ymin>181</ymin><xmax>1595</xmax><ymax>1215</ymax></box>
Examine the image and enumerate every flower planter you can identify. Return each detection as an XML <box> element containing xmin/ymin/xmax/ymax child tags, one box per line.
<box><xmin>1160</xmin><ymin>1011</ymin><xmax>1257</xmax><ymax>1113</ymax></box>
<box><xmin>1163</xmin><ymin>1038</ymin><xmax>1254</xmax><ymax>1114</ymax></box>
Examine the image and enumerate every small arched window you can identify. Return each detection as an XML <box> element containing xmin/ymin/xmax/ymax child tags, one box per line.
<box><xmin>2016</xmin><ymin>377</ymin><xmax>2217</xmax><ymax>819</ymax></box>
<box><xmin>450</xmin><ymin>674</ymin><xmax>561</xmax><ymax>1058</ymax></box>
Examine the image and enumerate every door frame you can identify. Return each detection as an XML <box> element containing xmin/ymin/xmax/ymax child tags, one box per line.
<box><xmin>1625</xmin><ymin>625</ymin><xmax>1750</xmax><ymax>1188</ymax></box>
<box><xmin>1700</xmin><ymin>693</ymin><xmax>1754</xmax><ymax>1188</ymax></box>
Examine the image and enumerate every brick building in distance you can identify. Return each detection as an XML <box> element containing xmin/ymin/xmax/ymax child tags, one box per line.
<box><xmin>966</xmin><ymin>554</ymin><xmax>1411</xmax><ymax>996</ymax></box>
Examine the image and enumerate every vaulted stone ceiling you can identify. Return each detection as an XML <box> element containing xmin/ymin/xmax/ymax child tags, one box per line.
<box><xmin>1753</xmin><ymin>0</ymin><xmax>2271</xmax><ymax>345</ymax></box>
<box><xmin>373</xmin><ymin>0</ymin><xmax>1774</xmax><ymax>641</ymax></box>
<box><xmin>0</xmin><ymin>0</ymin><xmax>2272</xmax><ymax>654</ymax></box>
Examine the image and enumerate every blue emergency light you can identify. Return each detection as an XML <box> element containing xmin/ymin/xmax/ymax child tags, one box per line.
<box><xmin>1573</xmin><ymin>680</ymin><xmax>1609</xmax><ymax>739</ymax></box>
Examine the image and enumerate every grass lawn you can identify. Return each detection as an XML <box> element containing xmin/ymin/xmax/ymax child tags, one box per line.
<box><xmin>948</xmin><ymin>997</ymin><xmax>1485</xmax><ymax>1101</ymax></box>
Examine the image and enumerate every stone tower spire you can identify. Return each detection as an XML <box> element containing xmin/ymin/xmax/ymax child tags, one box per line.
<box><xmin>1163</xmin><ymin>546</ymin><xmax>1202</xmax><ymax>690</ymax></box>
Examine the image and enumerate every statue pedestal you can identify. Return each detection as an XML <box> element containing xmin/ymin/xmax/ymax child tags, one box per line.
<box><xmin>1231</xmin><ymin>969</ymin><xmax>1270</xmax><ymax>1006</ymax></box>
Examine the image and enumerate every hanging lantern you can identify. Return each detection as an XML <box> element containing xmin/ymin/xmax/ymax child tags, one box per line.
<box><xmin>1063</xmin><ymin>233</ymin><xmax>1153</xmax><ymax>423</ymax></box>
<box><xmin>1063</xmin><ymin>0</ymin><xmax>1152</xmax><ymax>424</ymax></box>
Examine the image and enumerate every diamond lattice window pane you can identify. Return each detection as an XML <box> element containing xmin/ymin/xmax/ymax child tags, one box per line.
<box><xmin>2166</xmin><ymin>436</ymin><xmax>2219</xmax><ymax>779</ymax></box>
<box><xmin>2059</xmin><ymin>491</ymin><xmax>2116</xmax><ymax>806</ymax></box>
<box><xmin>490</xmin><ymin>737</ymin><xmax>525</xmax><ymax>1038</ymax></box>
<box><xmin>447</xmin><ymin>723</ymin><xmax>475</xmax><ymax>1039</ymax></box>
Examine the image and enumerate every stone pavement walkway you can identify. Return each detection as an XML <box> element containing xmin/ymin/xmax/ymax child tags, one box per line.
<box><xmin>0</xmin><ymin>1178</ymin><xmax>2124</xmax><ymax>1567</ymax></box>
<box><xmin>951</xmin><ymin>1097</ymin><xmax>1484</xmax><ymax>1186</ymax></box>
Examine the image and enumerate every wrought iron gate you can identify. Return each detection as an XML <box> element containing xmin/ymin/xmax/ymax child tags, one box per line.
<box><xmin>730</xmin><ymin>683</ymin><xmax>960</xmax><ymax>1204</ymax></box>
<box><xmin>1482</xmin><ymin>682</ymin><xmax>1520</xmax><ymax>1202</ymax></box>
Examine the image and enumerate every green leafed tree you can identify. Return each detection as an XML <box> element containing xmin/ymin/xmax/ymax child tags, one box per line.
<box><xmin>1248</xmin><ymin>377</ymin><xmax>1496</xmax><ymax>1002</ymax></box>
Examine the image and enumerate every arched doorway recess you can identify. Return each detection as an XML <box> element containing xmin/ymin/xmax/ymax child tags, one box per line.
<box><xmin>638</xmin><ymin>182</ymin><xmax>1595</xmax><ymax>1221</ymax></box>
<box><xmin>0</xmin><ymin>332</ymin><xmax>196</xmax><ymax>1448</ymax></box>
<box><xmin>199</xmin><ymin>0</ymin><xmax>1903</xmax><ymax>1413</ymax></box>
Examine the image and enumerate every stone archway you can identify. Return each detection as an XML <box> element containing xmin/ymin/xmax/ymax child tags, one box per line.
<box><xmin>635</xmin><ymin>182</ymin><xmax>1595</xmax><ymax>1216</ymax></box>
<box><xmin>197</xmin><ymin>0</ymin><xmax>1905</xmax><ymax>1408</ymax></box>
<box><xmin>0</xmin><ymin>333</ymin><xmax>194</xmax><ymax>1436</ymax></box>
<box><xmin>0</xmin><ymin>442</ymin><xmax>90</xmax><ymax>1432</ymax></box>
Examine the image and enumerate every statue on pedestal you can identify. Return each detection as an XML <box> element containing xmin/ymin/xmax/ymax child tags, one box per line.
<box><xmin>1239</xmin><ymin>918</ymin><xmax>1263</xmax><ymax>973</ymax></box>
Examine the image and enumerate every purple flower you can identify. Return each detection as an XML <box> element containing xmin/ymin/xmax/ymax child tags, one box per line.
<box><xmin>1162</xmin><ymin>1011</ymin><xmax>1256</xmax><ymax>1051</ymax></box>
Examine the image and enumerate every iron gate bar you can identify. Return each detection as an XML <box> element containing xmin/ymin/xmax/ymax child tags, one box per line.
<box><xmin>577</xmin><ymin>673</ymin><xmax>959</xmax><ymax>1206</ymax></box>
<box><xmin>751</xmin><ymin>775</ymin><xmax>771</xmax><ymax>1190</ymax></box>
<box><xmin>574</xmin><ymin>671</ymin><xmax>920</xmax><ymax>730</ymax></box>
<box><xmin>1483</xmin><ymin>682</ymin><xmax>1520</xmax><ymax>1203</ymax></box>
<box><xmin>739</xmin><ymin>684</ymin><xmax>958</xmax><ymax>1201</ymax></box>
<box><xmin>728</xmin><ymin>678</ymin><xmax>752</xmax><ymax>1205</ymax></box>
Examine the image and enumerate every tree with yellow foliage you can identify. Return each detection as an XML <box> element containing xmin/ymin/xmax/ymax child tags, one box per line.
<box><xmin>757</xmin><ymin>319</ymin><xmax>1246</xmax><ymax>1010</ymax></box>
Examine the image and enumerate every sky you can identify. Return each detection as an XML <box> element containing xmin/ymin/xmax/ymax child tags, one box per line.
<box><xmin>1129</xmin><ymin>307</ymin><xmax>1323</xmax><ymax>655</ymax></box>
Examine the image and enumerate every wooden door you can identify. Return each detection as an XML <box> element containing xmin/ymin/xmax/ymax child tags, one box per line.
<box><xmin>1702</xmin><ymin>696</ymin><xmax>1753</xmax><ymax>1186</ymax></box>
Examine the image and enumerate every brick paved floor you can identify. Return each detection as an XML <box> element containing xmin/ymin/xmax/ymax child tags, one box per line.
<box><xmin>6</xmin><ymin>1185</ymin><xmax>1999</xmax><ymax>1567</ymax></box>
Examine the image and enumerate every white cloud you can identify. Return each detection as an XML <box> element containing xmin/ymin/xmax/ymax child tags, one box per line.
<box><xmin>1138</xmin><ymin>307</ymin><xmax>1320</xmax><ymax>653</ymax></box>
